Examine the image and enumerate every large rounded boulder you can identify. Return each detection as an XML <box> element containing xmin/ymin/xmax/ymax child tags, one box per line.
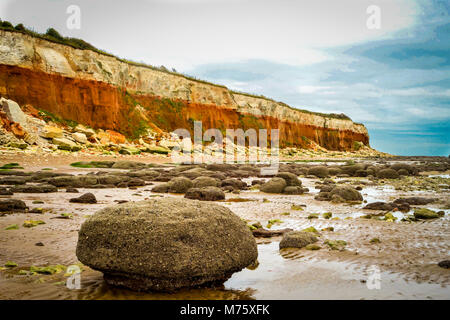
<box><xmin>259</xmin><ymin>177</ymin><xmax>287</xmax><ymax>193</ymax></box>
<box><xmin>76</xmin><ymin>198</ymin><xmax>257</xmax><ymax>292</ymax></box>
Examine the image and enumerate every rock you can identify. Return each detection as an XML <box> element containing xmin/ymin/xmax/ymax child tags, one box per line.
<box><xmin>0</xmin><ymin>98</ymin><xmax>26</xmax><ymax>125</ymax></box>
<box><xmin>305</xmin><ymin>244</ymin><xmax>321</xmax><ymax>250</ymax></box>
<box><xmin>377</xmin><ymin>168</ymin><xmax>399</xmax><ymax>179</ymax></box>
<box><xmin>69</xmin><ymin>193</ymin><xmax>97</xmax><ymax>204</ymax></box>
<box><xmin>52</xmin><ymin>137</ymin><xmax>81</xmax><ymax>151</ymax></box>
<box><xmin>151</xmin><ymin>183</ymin><xmax>170</xmax><ymax>193</ymax></box>
<box><xmin>143</xmin><ymin>145</ymin><xmax>170</xmax><ymax>155</ymax></box>
<box><xmin>0</xmin><ymin>187</ymin><xmax>13</xmax><ymax>195</ymax></box>
<box><xmin>126</xmin><ymin>178</ymin><xmax>146</xmax><ymax>187</ymax></box>
<box><xmin>0</xmin><ymin>199</ymin><xmax>27</xmax><ymax>212</ymax></box>
<box><xmin>11</xmin><ymin>123</ymin><xmax>26</xmax><ymax>139</ymax></box>
<box><xmin>275</xmin><ymin>172</ymin><xmax>302</xmax><ymax>186</ymax></box>
<box><xmin>282</xmin><ymin>186</ymin><xmax>305</xmax><ymax>195</ymax></box>
<box><xmin>330</xmin><ymin>186</ymin><xmax>363</xmax><ymax>201</ymax></box>
<box><xmin>10</xmin><ymin>184</ymin><xmax>57</xmax><ymax>193</ymax></box>
<box><xmin>252</xmin><ymin>228</ymin><xmax>293</xmax><ymax>238</ymax></box>
<box><xmin>119</xmin><ymin>146</ymin><xmax>141</xmax><ymax>155</ymax></box>
<box><xmin>106</xmin><ymin>130</ymin><xmax>126</xmax><ymax>144</ymax></box>
<box><xmin>76</xmin><ymin>198</ymin><xmax>257</xmax><ymax>291</ymax></box>
<box><xmin>324</xmin><ymin>239</ymin><xmax>347</xmax><ymax>251</ymax></box>
<box><xmin>221</xmin><ymin>178</ymin><xmax>247</xmax><ymax>190</ymax></box>
<box><xmin>307</xmin><ymin>166</ymin><xmax>329</xmax><ymax>178</ymax></box>
<box><xmin>0</xmin><ymin>176</ymin><xmax>28</xmax><ymax>185</ymax></box>
<box><xmin>111</xmin><ymin>161</ymin><xmax>146</xmax><ymax>169</ymax></box>
<box><xmin>74</xmin><ymin>124</ymin><xmax>95</xmax><ymax>137</ymax></box>
<box><xmin>184</xmin><ymin>186</ymin><xmax>225</xmax><ymax>201</ymax></box>
<box><xmin>72</xmin><ymin>132</ymin><xmax>88</xmax><ymax>144</ymax></box>
<box><xmin>66</xmin><ymin>188</ymin><xmax>79</xmax><ymax>193</ymax></box>
<box><xmin>192</xmin><ymin>176</ymin><xmax>221</xmax><ymax>188</ymax></box>
<box><xmin>46</xmin><ymin>175</ymin><xmax>98</xmax><ymax>188</ymax></box>
<box><xmin>413</xmin><ymin>208</ymin><xmax>439</xmax><ymax>219</ymax></box>
<box><xmin>40</xmin><ymin>125</ymin><xmax>63</xmax><ymax>139</ymax></box>
<box><xmin>363</xmin><ymin>202</ymin><xmax>396</xmax><ymax>211</ymax></box>
<box><xmin>394</xmin><ymin>197</ymin><xmax>436</xmax><ymax>205</ymax></box>
<box><xmin>168</xmin><ymin>177</ymin><xmax>193</xmax><ymax>193</ymax></box>
<box><xmin>438</xmin><ymin>260</ymin><xmax>450</xmax><ymax>269</ymax></box>
<box><xmin>279</xmin><ymin>231</ymin><xmax>318</xmax><ymax>249</ymax></box>
<box><xmin>260</xmin><ymin>177</ymin><xmax>287</xmax><ymax>193</ymax></box>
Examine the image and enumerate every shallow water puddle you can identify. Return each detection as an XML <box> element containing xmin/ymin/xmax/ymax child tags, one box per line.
<box><xmin>224</xmin><ymin>242</ymin><xmax>449</xmax><ymax>299</ymax></box>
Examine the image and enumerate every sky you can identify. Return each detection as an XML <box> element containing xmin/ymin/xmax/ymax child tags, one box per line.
<box><xmin>1</xmin><ymin>0</ymin><xmax>449</xmax><ymax>156</ymax></box>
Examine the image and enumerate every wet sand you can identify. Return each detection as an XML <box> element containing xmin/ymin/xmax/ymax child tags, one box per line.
<box><xmin>0</xmin><ymin>156</ymin><xmax>449</xmax><ymax>300</ymax></box>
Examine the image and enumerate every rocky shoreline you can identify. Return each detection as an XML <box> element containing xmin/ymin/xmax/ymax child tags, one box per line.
<box><xmin>0</xmin><ymin>155</ymin><xmax>448</xmax><ymax>299</ymax></box>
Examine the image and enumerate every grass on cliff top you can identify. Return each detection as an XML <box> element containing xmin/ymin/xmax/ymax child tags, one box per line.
<box><xmin>0</xmin><ymin>20</ymin><xmax>356</xmax><ymax>122</ymax></box>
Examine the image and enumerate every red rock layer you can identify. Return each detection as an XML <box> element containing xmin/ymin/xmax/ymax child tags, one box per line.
<box><xmin>0</xmin><ymin>65</ymin><xmax>369</xmax><ymax>150</ymax></box>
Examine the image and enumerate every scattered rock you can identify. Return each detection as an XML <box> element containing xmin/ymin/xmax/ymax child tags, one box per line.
<box><xmin>260</xmin><ymin>177</ymin><xmax>287</xmax><ymax>193</ymax></box>
<box><xmin>192</xmin><ymin>176</ymin><xmax>221</xmax><ymax>188</ymax></box>
<box><xmin>0</xmin><ymin>199</ymin><xmax>27</xmax><ymax>212</ymax></box>
<box><xmin>414</xmin><ymin>208</ymin><xmax>439</xmax><ymax>219</ymax></box>
<box><xmin>279</xmin><ymin>231</ymin><xmax>318</xmax><ymax>249</ymax></box>
<box><xmin>69</xmin><ymin>193</ymin><xmax>97</xmax><ymax>204</ymax></box>
<box><xmin>377</xmin><ymin>169</ymin><xmax>399</xmax><ymax>179</ymax></box>
<box><xmin>184</xmin><ymin>186</ymin><xmax>225</xmax><ymax>201</ymax></box>
<box><xmin>72</xmin><ymin>132</ymin><xmax>88</xmax><ymax>144</ymax></box>
<box><xmin>168</xmin><ymin>177</ymin><xmax>193</xmax><ymax>193</ymax></box>
<box><xmin>40</xmin><ymin>125</ymin><xmax>63</xmax><ymax>139</ymax></box>
<box><xmin>438</xmin><ymin>260</ymin><xmax>450</xmax><ymax>269</ymax></box>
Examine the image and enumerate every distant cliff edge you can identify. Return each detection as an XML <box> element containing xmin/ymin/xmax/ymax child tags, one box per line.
<box><xmin>0</xmin><ymin>29</ymin><xmax>369</xmax><ymax>151</ymax></box>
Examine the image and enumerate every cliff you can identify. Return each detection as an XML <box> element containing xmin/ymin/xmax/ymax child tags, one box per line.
<box><xmin>0</xmin><ymin>29</ymin><xmax>369</xmax><ymax>150</ymax></box>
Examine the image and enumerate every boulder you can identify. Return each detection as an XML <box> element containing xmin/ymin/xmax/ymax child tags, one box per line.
<box><xmin>106</xmin><ymin>130</ymin><xmax>126</xmax><ymax>144</ymax></box>
<box><xmin>394</xmin><ymin>197</ymin><xmax>436</xmax><ymax>205</ymax></box>
<box><xmin>52</xmin><ymin>137</ymin><xmax>81</xmax><ymax>151</ymax></box>
<box><xmin>413</xmin><ymin>208</ymin><xmax>439</xmax><ymax>219</ymax></box>
<box><xmin>307</xmin><ymin>166</ymin><xmax>329</xmax><ymax>178</ymax></box>
<box><xmin>76</xmin><ymin>198</ymin><xmax>258</xmax><ymax>291</ymax></box>
<box><xmin>192</xmin><ymin>176</ymin><xmax>221</xmax><ymax>188</ymax></box>
<box><xmin>184</xmin><ymin>186</ymin><xmax>225</xmax><ymax>201</ymax></box>
<box><xmin>111</xmin><ymin>161</ymin><xmax>146</xmax><ymax>169</ymax></box>
<box><xmin>74</xmin><ymin>124</ymin><xmax>95</xmax><ymax>137</ymax></box>
<box><xmin>72</xmin><ymin>132</ymin><xmax>88</xmax><ymax>144</ymax></box>
<box><xmin>377</xmin><ymin>168</ymin><xmax>399</xmax><ymax>179</ymax></box>
<box><xmin>40</xmin><ymin>125</ymin><xmax>63</xmax><ymax>139</ymax></box>
<box><xmin>0</xmin><ymin>98</ymin><xmax>26</xmax><ymax>126</ymax></box>
<box><xmin>0</xmin><ymin>199</ymin><xmax>27</xmax><ymax>212</ymax></box>
<box><xmin>168</xmin><ymin>177</ymin><xmax>193</xmax><ymax>193</ymax></box>
<box><xmin>275</xmin><ymin>172</ymin><xmax>302</xmax><ymax>186</ymax></box>
<box><xmin>10</xmin><ymin>184</ymin><xmax>57</xmax><ymax>193</ymax></box>
<box><xmin>330</xmin><ymin>186</ymin><xmax>363</xmax><ymax>201</ymax></box>
<box><xmin>69</xmin><ymin>192</ymin><xmax>97</xmax><ymax>204</ymax></box>
<box><xmin>259</xmin><ymin>177</ymin><xmax>287</xmax><ymax>193</ymax></box>
<box><xmin>151</xmin><ymin>183</ymin><xmax>170</xmax><ymax>193</ymax></box>
<box><xmin>363</xmin><ymin>202</ymin><xmax>396</xmax><ymax>211</ymax></box>
<box><xmin>279</xmin><ymin>231</ymin><xmax>318</xmax><ymax>249</ymax></box>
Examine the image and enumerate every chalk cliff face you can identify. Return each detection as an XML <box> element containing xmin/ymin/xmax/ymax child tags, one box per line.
<box><xmin>0</xmin><ymin>30</ymin><xmax>369</xmax><ymax>150</ymax></box>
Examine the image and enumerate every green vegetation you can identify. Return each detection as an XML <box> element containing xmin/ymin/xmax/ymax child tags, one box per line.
<box><xmin>266</xmin><ymin>219</ymin><xmax>283</xmax><ymax>229</ymax></box>
<box><xmin>70</xmin><ymin>161</ymin><xmax>95</xmax><ymax>168</ymax></box>
<box><xmin>38</xmin><ymin>109</ymin><xmax>78</xmax><ymax>128</ymax></box>
<box><xmin>302</xmin><ymin>226</ymin><xmax>319</xmax><ymax>234</ymax></box>
<box><xmin>0</xmin><ymin>163</ymin><xmax>23</xmax><ymax>170</ymax></box>
<box><xmin>5</xmin><ymin>261</ymin><xmax>18</xmax><ymax>268</ymax></box>
<box><xmin>5</xmin><ymin>224</ymin><xmax>19</xmax><ymax>230</ymax></box>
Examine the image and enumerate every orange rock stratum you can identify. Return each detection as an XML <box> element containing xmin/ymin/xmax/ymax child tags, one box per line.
<box><xmin>0</xmin><ymin>30</ymin><xmax>369</xmax><ymax>150</ymax></box>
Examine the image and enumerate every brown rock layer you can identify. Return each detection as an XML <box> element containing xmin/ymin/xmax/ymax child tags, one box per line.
<box><xmin>0</xmin><ymin>30</ymin><xmax>369</xmax><ymax>150</ymax></box>
<box><xmin>0</xmin><ymin>65</ymin><xmax>368</xmax><ymax>150</ymax></box>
